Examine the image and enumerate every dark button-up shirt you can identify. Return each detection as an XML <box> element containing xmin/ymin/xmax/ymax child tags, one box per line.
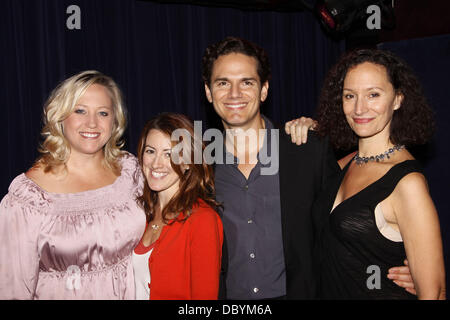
<box><xmin>215</xmin><ymin>116</ymin><xmax>286</xmax><ymax>299</ymax></box>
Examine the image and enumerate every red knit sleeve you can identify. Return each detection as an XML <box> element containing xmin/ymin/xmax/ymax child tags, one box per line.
<box><xmin>189</xmin><ymin>205</ymin><xmax>223</xmax><ymax>299</ymax></box>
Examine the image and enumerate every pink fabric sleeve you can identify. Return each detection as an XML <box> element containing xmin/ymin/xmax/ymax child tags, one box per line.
<box><xmin>0</xmin><ymin>191</ymin><xmax>42</xmax><ymax>299</ymax></box>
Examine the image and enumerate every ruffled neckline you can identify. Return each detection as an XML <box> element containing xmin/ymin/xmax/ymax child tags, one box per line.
<box><xmin>8</xmin><ymin>152</ymin><xmax>142</xmax><ymax>212</ymax></box>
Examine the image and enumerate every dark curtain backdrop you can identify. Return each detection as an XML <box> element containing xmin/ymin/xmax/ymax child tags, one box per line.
<box><xmin>0</xmin><ymin>0</ymin><xmax>343</xmax><ymax>196</ymax></box>
<box><xmin>379</xmin><ymin>34</ymin><xmax>450</xmax><ymax>292</ymax></box>
<box><xmin>1</xmin><ymin>0</ymin><xmax>449</xmax><ymax>298</ymax></box>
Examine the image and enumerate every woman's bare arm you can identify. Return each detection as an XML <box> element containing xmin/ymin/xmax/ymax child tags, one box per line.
<box><xmin>392</xmin><ymin>172</ymin><xmax>446</xmax><ymax>299</ymax></box>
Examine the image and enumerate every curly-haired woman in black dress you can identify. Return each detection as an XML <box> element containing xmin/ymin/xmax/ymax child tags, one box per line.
<box><xmin>315</xmin><ymin>49</ymin><xmax>446</xmax><ymax>299</ymax></box>
<box><xmin>287</xmin><ymin>49</ymin><xmax>445</xmax><ymax>299</ymax></box>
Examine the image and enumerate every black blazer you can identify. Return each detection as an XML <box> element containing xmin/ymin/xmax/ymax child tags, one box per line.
<box><xmin>217</xmin><ymin>128</ymin><xmax>339</xmax><ymax>300</ymax></box>
<box><xmin>278</xmin><ymin>129</ymin><xmax>339</xmax><ymax>299</ymax></box>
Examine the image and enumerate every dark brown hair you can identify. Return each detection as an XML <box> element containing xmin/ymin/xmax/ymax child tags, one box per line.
<box><xmin>137</xmin><ymin>112</ymin><xmax>219</xmax><ymax>223</ymax></box>
<box><xmin>316</xmin><ymin>49</ymin><xmax>435</xmax><ymax>150</ymax></box>
<box><xmin>201</xmin><ymin>36</ymin><xmax>271</xmax><ymax>87</ymax></box>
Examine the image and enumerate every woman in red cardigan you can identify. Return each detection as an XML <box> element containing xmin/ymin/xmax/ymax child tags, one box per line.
<box><xmin>132</xmin><ymin>112</ymin><xmax>223</xmax><ymax>300</ymax></box>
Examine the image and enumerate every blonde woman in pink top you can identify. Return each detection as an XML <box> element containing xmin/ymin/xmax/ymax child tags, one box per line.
<box><xmin>0</xmin><ymin>71</ymin><xmax>146</xmax><ymax>299</ymax></box>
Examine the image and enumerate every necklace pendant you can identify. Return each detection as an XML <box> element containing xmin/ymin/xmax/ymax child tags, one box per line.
<box><xmin>151</xmin><ymin>224</ymin><xmax>160</xmax><ymax>233</ymax></box>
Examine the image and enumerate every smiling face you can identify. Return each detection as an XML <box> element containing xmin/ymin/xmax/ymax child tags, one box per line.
<box><xmin>142</xmin><ymin>129</ymin><xmax>182</xmax><ymax>201</ymax></box>
<box><xmin>204</xmin><ymin>53</ymin><xmax>269</xmax><ymax>131</ymax></box>
<box><xmin>62</xmin><ymin>84</ymin><xmax>114</xmax><ymax>157</ymax></box>
<box><xmin>342</xmin><ymin>62</ymin><xmax>403</xmax><ymax>142</ymax></box>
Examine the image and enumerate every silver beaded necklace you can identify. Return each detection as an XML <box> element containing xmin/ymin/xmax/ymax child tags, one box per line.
<box><xmin>354</xmin><ymin>145</ymin><xmax>405</xmax><ymax>165</ymax></box>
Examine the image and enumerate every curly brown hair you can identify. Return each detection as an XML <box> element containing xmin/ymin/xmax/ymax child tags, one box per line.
<box><xmin>136</xmin><ymin>112</ymin><xmax>220</xmax><ymax>223</ymax></box>
<box><xmin>201</xmin><ymin>36</ymin><xmax>271</xmax><ymax>87</ymax></box>
<box><xmin>316</xmin><ymin>49</ymin><xmax>435</xmax><ymax>150</ymax></box>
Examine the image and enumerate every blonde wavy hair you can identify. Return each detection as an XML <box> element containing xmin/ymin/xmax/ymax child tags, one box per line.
<box><xmin>36</xmin><ymin>70</ymin><xmax>127</xmax><ymax>173</ymax></box>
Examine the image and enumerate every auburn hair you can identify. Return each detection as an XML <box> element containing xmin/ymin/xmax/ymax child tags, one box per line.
<box><xmin>136</xmin><ymin>112</ymin><xmax>220</xmax><ymax>223</ymax></box>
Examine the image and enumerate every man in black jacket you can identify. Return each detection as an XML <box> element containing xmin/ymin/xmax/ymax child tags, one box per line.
<box><xmin>202</xmin><ymin>36</ymin><xmax>338</xmax><ymax>299</ymax></box>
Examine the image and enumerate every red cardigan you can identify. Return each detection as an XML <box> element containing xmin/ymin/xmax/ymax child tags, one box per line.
<box><xmin>146</xmin><ymin>199</ymin><xmax>223</xmax><ymax>300</ymax></box>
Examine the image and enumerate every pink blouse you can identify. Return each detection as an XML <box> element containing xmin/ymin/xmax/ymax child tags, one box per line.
<box><xmin>0</xmin><ymin>152</ymin><xmax>146</xmax><ymax>299</ymax></box>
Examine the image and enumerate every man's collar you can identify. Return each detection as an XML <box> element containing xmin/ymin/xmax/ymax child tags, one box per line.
<box><xmin>220</xmin><ymin>114</ymin><xmax>276</xmax><ymax>167</ymax></box>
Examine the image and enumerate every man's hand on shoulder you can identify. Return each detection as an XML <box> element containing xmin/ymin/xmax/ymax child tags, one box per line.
<box><xmin>284</xmin><ymin>117</ymin><xmax>317</xmax><ymax>145</ymax></box>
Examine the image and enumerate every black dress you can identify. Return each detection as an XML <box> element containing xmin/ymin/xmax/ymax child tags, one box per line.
<box><xmin>314</xmin><ymin>159</ymin><xmax>420</xmax><ymax>299</ymax></box>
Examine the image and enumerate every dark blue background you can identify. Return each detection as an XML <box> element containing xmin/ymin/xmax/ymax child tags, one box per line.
<box><xmin>1</xmin><ymin>0</ymin><xmax>448</xmax><ymax>296</ymax></box>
